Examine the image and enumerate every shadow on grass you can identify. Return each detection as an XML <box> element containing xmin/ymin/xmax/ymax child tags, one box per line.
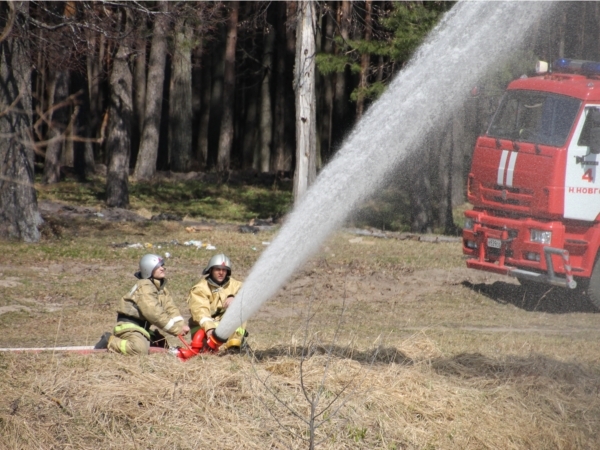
<box><xmin>245</xmin><ymin>346</ymin><xmax>598</xmax><ymax>387</ymax></box>
<box><xmin>462</xmin><ymin>280</ymin><xmax>598</xmax><ymax>314</ymax></box>
<box><xmin>431</xmin><ymin>351</ymin><xmax>596</xmax><ymax>384</ymax></box>
<box><xmin>247</xmin><ymin>344</ymin><xmax>413</xmax><ymax>366</ymax></box>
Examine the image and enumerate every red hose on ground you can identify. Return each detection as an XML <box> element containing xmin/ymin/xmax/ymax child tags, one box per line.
<box><xmin>176</xmin><ymin>329</ymin><xmax>207</xmax><ymax>361</ymax></box>
<box><xmin>0</xmin><ymin>346</ymin><xmax>168</xmax><ymax>355</ymax></box>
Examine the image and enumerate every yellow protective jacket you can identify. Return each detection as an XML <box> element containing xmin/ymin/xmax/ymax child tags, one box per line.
<box><xmin>187</xmin><ymin>276</ymin><xmax>243</xmax><ymax>332</ymax></box>
<box><xmin>116</xmin><ymin>278</ymin><xmax>185</xmax><ymax>336</ymax></box>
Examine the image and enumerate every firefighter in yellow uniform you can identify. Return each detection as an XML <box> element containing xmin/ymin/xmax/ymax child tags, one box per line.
<box><xmin>94</xmin><ymin>254</ymin><xmax>189</xmax><ymax>355</ymax></box>
<box><xmin>187</xmin><ymin>254</ymin><xmax>247</xmax><ymax>350</ymax></box>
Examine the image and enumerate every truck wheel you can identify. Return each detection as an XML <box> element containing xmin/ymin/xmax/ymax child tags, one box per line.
<box><xmin>587</xmin><ymin>260</ymin><xmax>600</xmax><ymax>310</ymax></box>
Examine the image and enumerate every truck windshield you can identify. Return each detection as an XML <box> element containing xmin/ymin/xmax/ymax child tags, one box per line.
<box><xmin>487</xmin><ymin>91</ymin><xmax>581</xmax><ymax>147</ymax></box>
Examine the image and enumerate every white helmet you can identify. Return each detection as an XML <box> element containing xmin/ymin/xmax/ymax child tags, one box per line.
<box><xmin>203</xmin><ymin>253</ymin><xmax>232</xmax><ymax>276</ymax></box>
<box><xmin>138</xmin><ymin>254</ymin><xmax>164</xmax><ymax>279</ymax></box>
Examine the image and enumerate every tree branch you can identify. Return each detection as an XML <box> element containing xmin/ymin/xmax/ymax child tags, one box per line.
<box><xmin>0</xmin><ymin>1</ymin><xmax>16</xmax><ymax>43</ymax></box>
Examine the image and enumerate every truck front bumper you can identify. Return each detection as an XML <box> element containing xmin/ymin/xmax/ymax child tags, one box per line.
<box><xmin>462</xmin><ymin>210</ymin><xmax>576</xmax><ymax>289</ymax></box>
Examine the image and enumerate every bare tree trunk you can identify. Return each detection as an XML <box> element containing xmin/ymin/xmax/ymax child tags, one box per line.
<box><xmin>34</xmin><ymin>29</ymin><xmax>46</xmax><ymax>131</ymax></box>
<box><xmin>106</xmin><ymin>11</ymin><xmax>133</xmax><ymax>208</ymax></box>
<box><xmin>61</xmin><ymin>114</ymin><xmax>74</xmax><ymax>168</ymax></box>
<box><xmin>134</xmin><ymin>1</ymin><xmax>169</xmax><ymax>180</ymax></box>
<box><xmin>435</xmin><ymin>121</ymin><xmax>453</xmax><ymax>233</ymax></box>
<box><xmin>272</xmin><ymin>2</ymin><xmax>296</xmax><ymax>172</ymax></box>
<box><xmin>332</xmin><ymin>0</ymin><xmax>351</xmax><ymax>148</ymax></box>
<box><xmin>320</xmin><ymin>7</ymin><xmax>334</xmax><ymax>163</ymax></box>
<box><xmin>191</xmin><ymin>42</ymin><xmax>202</xmax><ymax>166</ymax></box>
<box><xmin>72</xmin><ymin>70</ymin><xmax>95</xmax><ymax>179</ymax></box>
<box><xmin>132</xmin><ymin>32</ymin><xmax>146</xmax><ymax>166</ymax></box>
<box><xmin>314</xmin><ymin>8</ymin><xmax>323</xmax><ymax>171</ymax></box>
<box><xmin>0</xmin><ymin>2</ymin><xmax>42</xmax><ymax>242</ymax></box>
<box><xmin>207</xmin><ymin>39</ymin><xmax>224</xmax><ymax>167</ymax></box>
<box><xmin>272</xmin><ymin>3</ymin><xmax>287</xmax><ymax>172</ymax></box>
<box><xmin>293</xmin><ymin>0</ymin><xmax>317</xmax><ymax>202</ymax></box>
<box><xmin>451</xmin><ymin>107</ymin><xmax>468</xmax><ymax>208</ymax></box>
<box><xmin>197</xmin><ymin>49</ymin><xmax>211</xmax><ymax>168</ymax></box>
<box><xmin>43</xmin><ymin>70</ymin><xmax>70</xmax><ymax>184</ymax></box>
<box><xmin>216</xmin><ymin>1</ymin><xmax>239</xmax><ymax>172</ymax></box>
<box><xmin>356</xmin><ymin>0</ymin><xmax>372</xmax><ymax>119</ymax></box>
<box><xmin>258</xmin><ymin>24</ymin><xmax>275</xmax><ymax>173</ymax></box>
<box><xmin>243</xmin><ymin>76</ymin><xmax>259</xmax><ymax>169</ymax></box>
<box><xmin>85</xmin><ymin>30</ymin><xmax>104</xmax><ymax>167</ymax></box>
<box><xmin>169</xmin><ymin>18</ymin><xmax>193</xmax><ymax>172</ymax></box>
<box><xmin>410</xmin><ymin>149</ymin><xmax>433</xmax><ymax>233</ymax></box>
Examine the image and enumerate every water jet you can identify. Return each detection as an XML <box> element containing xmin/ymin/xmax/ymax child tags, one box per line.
<box><xmin>216</xmin><ymin>1</ymin><xmax>554</xmax><ymax>341</ymax></box>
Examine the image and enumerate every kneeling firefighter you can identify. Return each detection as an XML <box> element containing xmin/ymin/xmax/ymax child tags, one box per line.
<box><xmin>94</xmin><ymin>254</ymin><xmax>189</xmax><ymax>355</ymax></box>
<box><xmin>186</xmin><ymin>254</ymin><xmax>247</xmax><ymax>352</ymax></box>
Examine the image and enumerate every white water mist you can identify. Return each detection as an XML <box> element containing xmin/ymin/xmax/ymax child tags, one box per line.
<box><xmin>217</xmin><ymin>1</ymin><xmax>553</xmax><ymax>340</ymax></box>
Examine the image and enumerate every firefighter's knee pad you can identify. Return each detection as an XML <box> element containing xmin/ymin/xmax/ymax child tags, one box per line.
<box><xmin>108</xmin><ymin>331</ymin><xmax>150</xmax><ymax>356</ymax></box>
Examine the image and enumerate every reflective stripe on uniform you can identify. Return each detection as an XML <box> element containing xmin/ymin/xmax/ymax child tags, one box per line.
<box><xmin>164</xmin><ymin>316</ymin><xmax>183</xmax><ymax>331</ymax></box>
<box><xmin>127</xmin><ymin>284</ymin><xmax>139</xmax><ymax>297</ymax></box>
<box><xmin>113</xmin><ymin>322</ymin><xmax>151</xmax><ymax>340</ymax></box>
<box><xmin>120</xmin><ymin>338</ymin><xmax>128</xmax><ymax>355</ymax></box>
<box><xmin>235</xmin><ymin>327</ymin><xmax>246</xmax><ymax>336</ymax></box>
<box><xmin>200</xmin><ymin>317</ymin><xmax>214</xmax><ymax>326</ymax></box>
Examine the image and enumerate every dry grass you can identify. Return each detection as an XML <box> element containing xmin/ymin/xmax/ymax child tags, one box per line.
<box><xmin>1</xmin><ymin>222</ymin><xmax>600</xmax><ymax>448</ymax></box>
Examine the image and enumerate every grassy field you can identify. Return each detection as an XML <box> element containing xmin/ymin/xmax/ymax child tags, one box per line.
<box><xmin>35</xmin><ymin>172</ymin><xmax>293</xmax><ymax>223</ymax></box>
<box><xmin>1</xmin><ymin>209</ymin><xmax>600</xmax><ymax>449</ymax></box>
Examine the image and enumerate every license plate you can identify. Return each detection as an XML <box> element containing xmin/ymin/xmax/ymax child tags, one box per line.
<box><xmin>487</xmin><ymin>238</ymin><xmax>502</xmax><ymax>249</ymax></box>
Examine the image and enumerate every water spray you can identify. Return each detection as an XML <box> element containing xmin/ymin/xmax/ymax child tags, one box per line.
<box><xmin>215</xmin><ymin>1</ymin><xmax>554</xmax><ymax>342</ymax></box>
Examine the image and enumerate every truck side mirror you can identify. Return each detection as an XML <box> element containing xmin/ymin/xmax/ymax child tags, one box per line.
<box><xmin>590</xmin><ymin>127</ymin><xmax>600</xmax><ymax>154</ymax></box>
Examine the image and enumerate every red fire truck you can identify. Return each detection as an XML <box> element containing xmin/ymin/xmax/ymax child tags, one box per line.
<box><xmin>462</xmin><ymin>58</ymin><xmax>600</xmax><ymax>308</ymax></box>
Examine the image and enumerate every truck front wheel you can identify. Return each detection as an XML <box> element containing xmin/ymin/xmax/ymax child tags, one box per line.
<box><xmin>587</xmin><ymin>260</ymin><xmax>600</xmax><ymax>310</ymax></box>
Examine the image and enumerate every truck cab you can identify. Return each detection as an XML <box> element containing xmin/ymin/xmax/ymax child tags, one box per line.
<box><xmin>463</xmin><ymin>59</ymin><xmax>600</xmax><ymax>307</ymax></box>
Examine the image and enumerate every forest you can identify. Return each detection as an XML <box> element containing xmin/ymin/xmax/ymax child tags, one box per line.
<box><xmin>1</xmin><ymin>1</ymin><xmax>599</xmax><ymax>242</ymax></box>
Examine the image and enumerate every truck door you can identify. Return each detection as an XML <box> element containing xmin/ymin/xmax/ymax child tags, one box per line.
<box><xmin>565</xmin><ymin>105</ymin><xmax>600</xmax><ymax>221</ymax></box>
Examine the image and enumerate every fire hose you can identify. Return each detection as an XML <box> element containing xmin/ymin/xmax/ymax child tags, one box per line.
<box><xmin>0</xmin><ymin>330</ymin><xmax>225</xmax><ymax>359</ymax></box>
<box><xmin>175</xmin><ymin>329</ymin><xmax>225</xmax><ymax>361</ymax></box>
<box><xmin>0</xmin><ymin>346</ymin><xmax>168</xmax><ymax>355</ymax></box>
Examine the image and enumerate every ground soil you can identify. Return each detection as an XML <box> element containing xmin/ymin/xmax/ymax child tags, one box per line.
<box><xmin>3</xmin><ymin>200</ymin><xmax>598</xmax><ymax>338</ymax></box>
<box><xmin>2</xmin><ymin>202</ymin><xmax>600</xmax><ymax>449</ymax></box>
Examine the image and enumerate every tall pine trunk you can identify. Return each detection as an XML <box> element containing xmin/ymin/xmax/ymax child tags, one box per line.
<box><xmin>216</xmin><ymin>1</ymin><xmax>239</xmax><ymax>172</ymax></box>
<box><xmin>435</xmin><ymin>121</ymin><xmax>454</xmax><ymax>234</ymax></box>
<box><xmin>332</xmin><ymin>0</ymin><xmax>351</xmax><ymax>148</ymax></box>
<box><xmin>134</xmin><ymin>1</ymin><xmax>169</xmax><ymax>180</ymax></box>
<box><xmin>320</xmin><ymin>7</ymin><xmax>334</xmax><ymax>163</ymax></box>
<box><xmin>43</xmin><ymin>70</ymin><xmax>70</xmax><ymax>184</ymax></box>
<box><xmin>410</xmin><ymin>146</ymin><xmax>433</xmax><ymax>233</ymax></box>
<box><xmin>207</xmin><ymin>39</ymin><xmax>224</xmax><ymax>167</ymax></box>
<box><xmin>272</xmin><ymin>2</ymin><xmax>295</xmax><ymax>172</ymax></box>
<box><xmin>132</xmin><ymin>32</ymin><xmax>147</xmax><ymax>167</ymax></box>
<box><xmin>85</xmin><ymin>30</ymin><xmax>105</xmax><ymax>165</ymax></box>
<box><xmin>197</xmin><ymin>48</ymin><xmax>211</xmax><ymax>168</ymax></box>
<box><xmin>293</xmin><ymin>0</ymin><xmax>317</xmax><ymax>202</ymax></box>
<box><xmin>257</xmin><ymin>24</ymin><xmax>275</xmax><ymax>173</ymax></box>
<box><xmin>356</xmin><ymin>0</ymin><xmax>372</xmax><ymax>118</ymax></box>
<box><xmin>242</xmin><ymin>76</ymin><xmax>259</xmax><ymax>169</ymax></box>
<box><xmin>0</xmin><ymin>2</ymin><xmax>42</xmax><ymax>242</ymax></box>
<box><xmin>72</xmin><ymin>70</ymin><xmax>96</xmax><ymax>179</ymax></box>
<box><xmin>105</xmin><ymin>11</ymin><xmax>133</xmax><ymax>208</ymax></box>
<box><xmin>169</xmin><ymin>18</ymin><xmax>193</xmax><ymax>172</ymax></box>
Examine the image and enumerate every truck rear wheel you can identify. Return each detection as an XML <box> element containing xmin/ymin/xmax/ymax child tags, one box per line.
<box><xmin>587</xmin><ymin>260</ymin><xmax>600</xmax><ymax>310</ymax></box>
